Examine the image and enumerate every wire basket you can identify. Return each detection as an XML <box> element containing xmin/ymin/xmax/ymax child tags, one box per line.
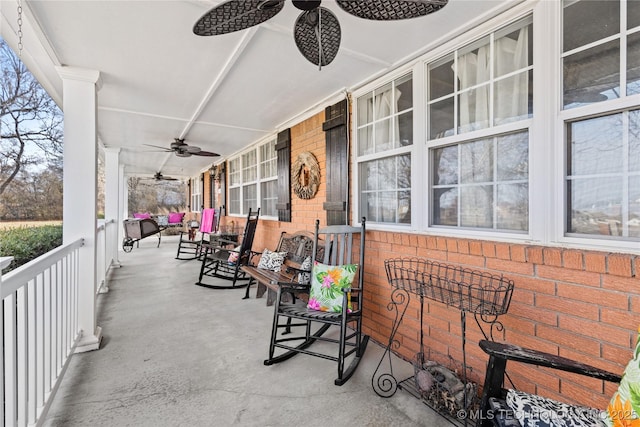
<box><xmin>384</xmin><ymin>258</ymin><xmax>514</xmax><ymax>316</ymax></box>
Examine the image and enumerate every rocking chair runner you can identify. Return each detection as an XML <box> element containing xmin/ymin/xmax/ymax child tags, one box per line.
<box><xmin>195</xmin><ymin>208</ymin><xmax>260</xmax><ymax>289</ymax></box>
<box><xmin>175</xmin><ymin>206</ymin><xmax>222</xmax><ymax>260</ymax></box>
<box><xmin>264</xmin><ymin>218</ymin><xmax>368</xmax><ymax>386</ymax></box>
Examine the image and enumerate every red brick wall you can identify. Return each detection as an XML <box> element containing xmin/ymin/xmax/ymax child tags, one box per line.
<box><xmin>226</xmin><ymin>109</ymin><xmax>640</xmax><ymax>410</ymax></box>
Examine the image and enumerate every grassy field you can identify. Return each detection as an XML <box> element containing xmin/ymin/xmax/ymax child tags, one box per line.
<box><xmin>0</xmin><ymin>220</ymin><xmax>63</xmax><ymax>230</ymax></box>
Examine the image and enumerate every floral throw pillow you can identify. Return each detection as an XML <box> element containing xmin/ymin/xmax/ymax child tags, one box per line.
<box><xmin>257</xmin><ymin>249</ymin><xmax>287</xmax><ymax>272</ymax></box>
<box><xmin>603</xmin><ymin>326</ymin><xmax>640</xmax><ymax>426</ymax></box>
<box><xmin>307</xmin><ymin>261</ymin><xmax>358</xmax><ymax>313</ymax></box>
<box><xmin>298</xmin><ymin>256</ymin><xmax>312</xmax><ymax>284</ymax></box>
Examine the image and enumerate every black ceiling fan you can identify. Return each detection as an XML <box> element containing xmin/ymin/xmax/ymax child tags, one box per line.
<box><xmin>144</xmin><ymin>138</ymin><xmax>220</xmax><ymax>157</ymax></box>
<box><xmin>193</xmin><ymin>0</ymin><xmax>448</xmax><ymax>68</ymax></box>
<box><xmin>142</xmin><ymin>171</ymin><xmax>180</xmax><ymax>182</ymax></box>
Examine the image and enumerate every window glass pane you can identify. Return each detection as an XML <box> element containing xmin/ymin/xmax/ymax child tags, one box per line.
<box><xmin>628</xmin><ymin>32</ymin><xmax>640</xmax><ymax>96</ymax></box>
<box><xmin>360</xmin><ymin>160</ymin><xmax>378</xmax><ymax>191</ymax></box>
<box><xmin>497</xmin><ymin>132</ymin><xmax>528</xmax><ymax>180</ymax></box>
<box><xmin>260</xmin><ymin>142</ymin><xmax>277</xmax><ymax>178</ymax></box>
<box><xmin>229</xmin><ymin>188</ymin><xmax>240</xmax><ymax>214</ymax></box>
<box><xmin>494</xmin><ymin>23</ymin><xmax>532</xmax><ymax>78</ymax></box>
<box><xmin>631</xmin><ymin>111</ymin><xmax>640</xmax><ymax>172</ymax></box>
<box><xmin>398</xmin><ymin>111</ymin><xmax>413</xmax><ymax>147</ymax></box>
<box><xmin>242</xmin><ymin>184</ymin><xmax>257</xmax><ymax>213</ymax></box>
<box><xmin>260</xmin><ymin>180</ymin><xmax>277</xmax><ymax>217</ymax></box>
<box><xmin>568</xmin><ymin>177</ymin><xmax>622</xmax><ymax>235</ymax></box>
<box><xmin>374</xmin><ymin>118</ymin><xmax>394</xmax><ymax>152</ymax></box>
<box><xmin>358</xmin><ymin>125</ymin><xmax>374</xmax><ymax>156</ymax></box>
<box><xmin>629</xmin><ymin>0</ymin><xmax>640</xmax><ymax>29</ymax></box>
<box><xmin>229</xmin><ymin>158</ymin><xmax>241</xmax><ymax>186</ymax></box>
<box><xmin>497</xmin><ymin>183</ymin><xmax>528</xmax><ymax>231</ymax></box>
<box><xmin>429</xmin><ymin>97</ymin><xmax>454</xmax><ymax>139</ymax></box>
<box><xmin>460</xmin><ymin>185</ymin><xmax>493</xmax><ymax>228</ymax></box>
<box><xmin>432</xmin><ymin>187</ymin><xmax>458</xmax><ymax>226</ymax></box>
<box><xmin>358</xmin><ymin>154</ymin><xmax>410</xmax><ymax>224</ymax></box>
<box><xmin>630</xmin><ymin>176</ymin><xmax>640</xmax><ymax>238</ymax></box>
<box><xmin>568</xmin><ymin>114</ymin><xmax>622</xmax><ymax>175</ymax></box>
<box><xmin>563</xmin><ymin>0</ymin><xmax>619</xmax><ymax>53</ymax></box>
<box><xmin>433</xmin><ymin>146</ymin><xmax>458</xmax><ymax>185</ymax></box>
<box><xmin>397</xmin><ymin>74</ymin><xmax>413</xmax><ymax>112</ymax></box>
<box><xmin>242</xmin><ymin>150</ymin><xmax>257</xmax><ymax>182</ymax></box>
<box><xmin>457</xmin><ymin>36</ymin><xmax>491</xmax><ymax>89</ymax></box>
<box><xmin>431</xmin><ymin>131</ymin><xmax>528</xmax><ymax>231</ymax></box>
<box><xmin>429</xmin><ymin>55</ymin><xmax>454</xmax><ymax>100</ymax></box>
<box><xmin>460</xmin><ymin>139</ymin><xmax>493</xmax><ymax>183</ymax></box>
<box><xmin>458</xmin><ymin>83</ymin><xmax>490</xmax><ymax>133</ymax></box>
<box><xmin>494</xmin><ymin>71</ymin><xmax>532</xmax><ymax>125</ymax></box>
<box><xmin>357</xmin><ymin>92</ymin><xmax>374</xmax><ymax>125</ymax></box>
<box><xmin>398</xmin><ymin>190</ymin><xmax>411</xmax><ymax>224</ymax></box>
<box><xmin>563</xmin><ymin>40</ymin><xmax>620</xmax><ymax>108</ymax></box>
<box><xmin>374</xmin><ymin>82</ymin><xmax>394</xmax><ymax>117</ymax></box>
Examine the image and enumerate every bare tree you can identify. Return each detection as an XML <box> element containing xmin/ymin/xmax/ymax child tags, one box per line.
<box><xmin>0</xmin><ymin>38</ymin><xmax>63</xmax><ymax>196</ymax></box>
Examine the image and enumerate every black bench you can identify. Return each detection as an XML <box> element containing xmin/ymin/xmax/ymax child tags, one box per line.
<box><xmin>241</xmin><ymin>230</ymin><xmax>322</xmax><ymax>305</ymax></box>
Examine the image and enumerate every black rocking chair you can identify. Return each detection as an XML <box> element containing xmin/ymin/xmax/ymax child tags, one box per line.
<box><xmin>195</xmin><ymin>208</ymin><xmax>260</xmax><ymax>289</ymax></box>
<box><xmin>175</xmin><ymin>206</ymin><xmax>222</xmax><ymax>260</ymax></box>
<box><xmin>264</xmin><ymin>218</ymin><xmax>368</xmax><ymax>386</ymax></box>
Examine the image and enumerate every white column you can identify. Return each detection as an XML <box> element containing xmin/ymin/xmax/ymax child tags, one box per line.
<box><xmin>56</xmin><ymin>66</ymin><xmax>102</xmax><ymax>353</ymax></box>
<box><xmin>104</xmin><ymin>147</ymin><xmax>121</xmax><ymax>270</ymax></box>
<box><xmin>120</xmin><ymin>165</ymin><xmax>128</xmax><ymax>245</ymax></box>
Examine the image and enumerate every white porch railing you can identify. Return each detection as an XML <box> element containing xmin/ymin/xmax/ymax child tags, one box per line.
<box><xmin>1</xmin><ymin>239</ymin><xmax>83</xmax><ymax>427</ymax></box>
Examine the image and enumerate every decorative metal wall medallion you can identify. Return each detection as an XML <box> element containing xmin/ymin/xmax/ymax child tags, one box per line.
<box><xmin>292</xmin><ymin>151</ymin><xmax>320</xmax><ymax>199</ymax></box>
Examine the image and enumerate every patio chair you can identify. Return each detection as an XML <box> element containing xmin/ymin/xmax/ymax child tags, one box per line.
<box><xmin>264</xmin><ymin>218</ymin><xmax>368</xmax><ymax>386</ymax></box>
<box><xmin>477</xmin><ymin>339</ymin><xmax>623</xmax><ymax>427</ymax></box>
<box><xmin>195</xmin><ymin>208</ymin><xmax>260</xmax><ymax>289</ymax></box>
<box><xmin>175</xmin><ymin>207</ymin><xmax>221</xmax><ymax>260</ymax></box>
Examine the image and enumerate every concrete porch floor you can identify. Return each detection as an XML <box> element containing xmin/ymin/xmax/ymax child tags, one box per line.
<box><xmin>43</xmin><ymin>235</ymin><xmax>446</xmax><ymax>427</ymax></box>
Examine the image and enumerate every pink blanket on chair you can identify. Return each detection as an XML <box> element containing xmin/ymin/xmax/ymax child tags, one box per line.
<box><xmin>200</xmin><ymin>208</ymin><xmax>215</xmax><ymax>233</ymax></box>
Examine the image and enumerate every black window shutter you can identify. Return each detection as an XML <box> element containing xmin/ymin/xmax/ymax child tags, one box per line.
<box><xmin>323</xmin><ymin>99</ymin><xmax>348</xmax><ymax>225</ymax></box>
<box><xmin>275</xmin><ymin>129</ymin><xmax>292</xmax><ymax>222</ymax></box>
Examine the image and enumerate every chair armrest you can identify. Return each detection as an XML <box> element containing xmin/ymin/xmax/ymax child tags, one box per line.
<box><xmin>479</xmin><ymin>340</ymin><xmax>621</xmax><ymax>382</ymax></box>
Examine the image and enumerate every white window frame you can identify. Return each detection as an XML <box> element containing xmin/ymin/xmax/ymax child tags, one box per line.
<box><xmin>351</xmin><ymin>0</ymin><xmax>639</xmax><ymax>254</ymax></box>
<box><xmin>555</xmin><ymin>0</ymin><xmax>640</xmax><ymax>252</ymax></box>
<box><xmin>190</xmin><ymin>176</ymin><xmax>201</xmax><ymax>213</ymax></box>
<box><xmin>258</xmin><ymin>139</ymin><xmax>278</xmax><ymax>218</ymax></box>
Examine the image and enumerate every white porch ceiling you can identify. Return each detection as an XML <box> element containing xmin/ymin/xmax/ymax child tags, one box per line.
<box><xmin>0</xmin><ymin>0</ymin><xmax>512</xmax><ymax>179</ymax></box>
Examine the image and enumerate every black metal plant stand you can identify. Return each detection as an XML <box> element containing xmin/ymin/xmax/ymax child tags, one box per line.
<box><xmin>372</xmin><ymin>258</ymin><xmax>514</xmax><ymax>427</ymax></box>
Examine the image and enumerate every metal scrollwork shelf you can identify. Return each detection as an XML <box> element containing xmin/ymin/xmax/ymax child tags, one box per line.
<box><xmin>372</xmin><ymin>258</ymin><xmax>514</xmax><ymax>426</ymax></box>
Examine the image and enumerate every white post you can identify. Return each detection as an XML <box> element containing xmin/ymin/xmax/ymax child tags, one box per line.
<box><xmin>56</xmin><ymin>66</ymin><xmax>102</xmax><ymax>353</ymax></box>
<box><xmin>120</xmin><ymin>166</ymin><xmax>128</xmax><ymax>246</ymax></box>
<box><xmin>104</xmin><ymin>147</ymin><xmax>121</xmax><ymax>271</ymax></box>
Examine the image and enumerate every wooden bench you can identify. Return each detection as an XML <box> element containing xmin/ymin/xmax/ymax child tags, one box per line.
<box><xmin>241</xmin><ymin>230</ymin><xmax>321</xmax><ymax>305</ymax></box>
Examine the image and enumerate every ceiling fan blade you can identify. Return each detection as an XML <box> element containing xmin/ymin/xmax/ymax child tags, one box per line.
<box><xmin>185</xmin><ymin>145</ymin><xmax>202</xmax><ymax>153</ymax></box>
<box><xmin>336</xmin><ymin>0</ymin><xmax>448</xmax><ymax>20</ymax></box>
<box><xmin>193</xmin><ymin>150</ymin><xmax>220</xmax><ymax>157</ymax></box>
<box><xmin>294</xmin><ymin>7</ymin><xmax>341</xmax><ymax>67</ymax></box>
<box><xmin>142</xmin><ymin>144</ymin><xmax>173</xmax><ymax>152</ymax></box>
<box><xmin>193</xmin><ymin>0</ymin><xmax>285</xmax><ymax>36</ymax></box>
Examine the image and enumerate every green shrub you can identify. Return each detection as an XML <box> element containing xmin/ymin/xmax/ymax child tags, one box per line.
<box><xmin>0</xmin><ymin>225</ymin><xmax>63</xmax><ymax>273</ymax></box>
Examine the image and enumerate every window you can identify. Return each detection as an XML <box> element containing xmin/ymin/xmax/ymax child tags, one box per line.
<box><xmin>429</xmin><ymin>17</ymin><xmax>533</xmax><ymax>232</ymax></box>
<box><xmin>190</xmin><ymin>177</ymin><xmax>201</xmax><ymax>212</ymax></box>
<box><xmin>226</xmin><ymin>139</ymin><xmax>278</xmax><ymax>217</ymax></box>
<box><xmin>228</xmin><ymin>157</ymin><xmax>241</xmax><ymax>214</ymax></box>
<box><xmin>427</xmin><ymin>19</ymin><xmax>532</xmax><ymax>139</ymax></box>
<box><xmin>259</xmin><ymin>141</ymin><xmax>278</xmax><ymax>217</ymax></box>
<box><xmin>356</xmin><ymin>74</ymin><xmax>413</xmax><ymax>224</ymax></box>
<box><xmin>432</xmin><ymin>131</ymin><xmax>529</xmax><ymax>231</ymax></box>
<box><xmin>563</xmin><ymin>0</ymin><xmax>640</xmax><ymax>241</ymax></box>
